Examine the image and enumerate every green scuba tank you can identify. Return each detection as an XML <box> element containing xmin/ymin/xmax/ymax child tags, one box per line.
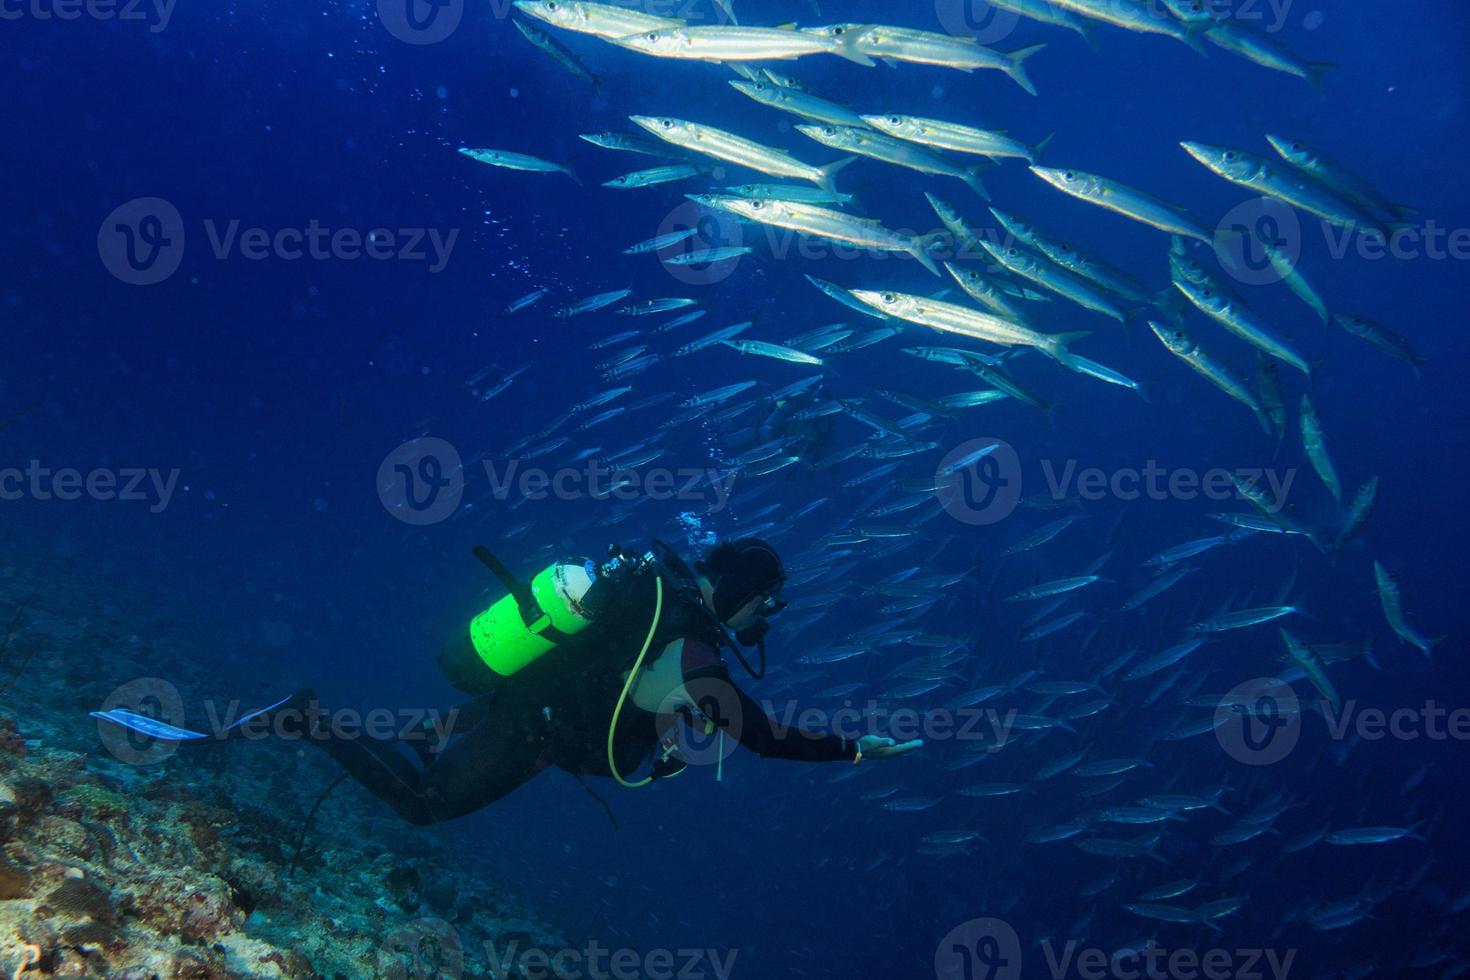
<box><xmin>468</xmin><ymin>553</ymin><xmax>601</xmax><ymax>677</ymax></box>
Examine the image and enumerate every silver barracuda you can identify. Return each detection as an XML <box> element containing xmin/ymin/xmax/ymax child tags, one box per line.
<box><xmin>1180</xmin><ymin>142</ymin><xmax>1397</xmax><ymax>239</ymax></box>
<box><xmin>512</xmin><ymin>0</ymin><xmax>682</xmax><ymax>39</ymax></box>
<box><xmin>1031</xmin><ymin>166</ymin><xmax>1211</xmax><ymax>241</ymax></box>
<box><xmin>729</xmin><ymin>80</ymin><xmax>867</xmax><ymax>127</ymax></box>
<box><xmin>458</xmin><ymin>147</ymin><xmax>578</xmax><ymax>182</ymax></box>
<box><xmin>1147</xmin><ymin>321</ymin><xmax>1271</xmax><ymax>433</ymax></box>
<box><xmin>692</xmin><ymin>194</ymin><xmax>942</xmax><ymax>277</ymax></box>
<box><xmin>803</xmin><ymin>24</ymin><xmax>1046</xmax><ymax>96</ymax></box>
<box><xmin>611</xmin><ymin>25</ymin><xmax>877</xmax><ymax>66</ymax></box>
<box><xmin>797</xmin><ymin>124</ymin><xmax>991</xmax><ymax>201</ymax></box>
<box><xmin>630</xmin><ymin>116</ymin><xmax>855</xmax><ymax>196</ymax></box>
<box><xmin>864</xmin><ymin>114</ymin><xmax>1050</xmax><ymax>163</ymax></box>
<box><xmin>846</xmin><ymin>289</ymin><xmax>1087</xmax><ymax>360</ymax></box>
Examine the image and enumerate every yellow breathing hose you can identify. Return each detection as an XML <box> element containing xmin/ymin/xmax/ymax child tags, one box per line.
<box><xmin>608</xmin><ymin>575</ymin><xmax>664</xmax><ymax>789</ymax></box>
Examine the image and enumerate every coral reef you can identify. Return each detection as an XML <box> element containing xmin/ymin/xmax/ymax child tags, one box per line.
<box><xmin>0</xmin><ymin>559</ymin><xmax>569</xmax><ymax>977</ymax></box>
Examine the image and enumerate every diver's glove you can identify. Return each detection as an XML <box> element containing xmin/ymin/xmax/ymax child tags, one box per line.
<box><xmin>855</xmin><ymin>735</ymin><xmax>924</xmax><ymax>761</ymax></box>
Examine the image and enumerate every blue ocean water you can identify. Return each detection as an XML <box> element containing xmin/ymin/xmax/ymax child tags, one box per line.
<box><xmin>4</xmin><ymin>0</ymin><xmax>1469</xmax><ymax>976</ymax></box>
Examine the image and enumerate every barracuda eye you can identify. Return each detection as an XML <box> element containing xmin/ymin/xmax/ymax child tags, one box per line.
<box><xmin>751</xmin><ymin>201</ymin><xmax>765</xmax><ymax>210</ymax></box>
<box><xmin>1063</xmin><ymin>171</ymin><xmax>1076</xmax><ymax>180</ymax></box>
<box><xmin>661</xmin><ymin>120</ymin><xmax>674</xmax><ymax>130</ymax></box>
<box><xmin>1224</xmin><ymin>152</ymin><xmax>1238</xmax><ymax>162</ymax></box>
<box><xmin>1292</xmin><ymin>143</ymin><xmax>1304</xmax><ymax>152</ymax></box>
<box><xmin>832</xmin><ymin>25</ymin><xmax>845</xmax><ymax>35</ymax></box>
<box><xmin>881</xmin><ymin>292</ymin><xmax>897</xmax><ymax>304</ymax></box>
<box><xmin>645</xmin><ymin>31</ymin><xmax>659</xmax><ymax>41</ymax></box>
<box><xmin>1203</xmin><ymin>289</ymin><xmax>1215</xmax><ymax>298</ymax></box>
<box><xmin>888</xmin><ymin>116</ymin><xmax>902</xmax><ymax>126</ymax></box>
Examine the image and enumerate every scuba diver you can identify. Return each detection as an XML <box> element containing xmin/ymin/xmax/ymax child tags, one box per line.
<box><xmin>262</xmin><ymin>538</ymin><xmax>921</xmax><ymax>826</ymax></box>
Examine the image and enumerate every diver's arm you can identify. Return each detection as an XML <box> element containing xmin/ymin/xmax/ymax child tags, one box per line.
<box><xmin>720</xmin><ymin>674</ymin><xmax>858</xmax><ymax>762</ymax></box>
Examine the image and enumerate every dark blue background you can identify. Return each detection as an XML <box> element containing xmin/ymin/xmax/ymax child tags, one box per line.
<box><xmin>3</xmin><ymin>0</ymin><xmax>1467</xmax><ymax>975</ymax></box>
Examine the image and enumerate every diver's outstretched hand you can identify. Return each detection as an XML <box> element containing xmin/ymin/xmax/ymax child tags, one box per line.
<box><xmin>858</xmin><ymin>735</ymin><xmax>924</xmax><ymax>760</ymax></box>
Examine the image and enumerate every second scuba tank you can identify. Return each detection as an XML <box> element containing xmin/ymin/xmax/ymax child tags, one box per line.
<box><xmin>468</xmin><ymin>557</ymin><xmax>600</xmax><ymax>677</ymax></box>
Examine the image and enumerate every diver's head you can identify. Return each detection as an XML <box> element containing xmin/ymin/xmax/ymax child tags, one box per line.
<box><xmin>696</xmin><ymin>537</ymin><xmax>787</xmax><ymax>631</ymax></box>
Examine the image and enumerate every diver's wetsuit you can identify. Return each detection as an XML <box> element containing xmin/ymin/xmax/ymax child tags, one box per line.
<box><xmin>302</xmin><ymin>578</ymin><xmax>856</xmax><ymax>825</ymax></box>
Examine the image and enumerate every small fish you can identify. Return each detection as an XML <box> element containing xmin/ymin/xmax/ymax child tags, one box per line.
<box><xmin>695</xmin><ymin>195</ymin><xmax>941</xmax><ymax>276</ymax></box>
<box><xmin>512</xmin><ymin>0</ymin><xmax>683</xmax><ymax>41</ymax></box>
<box><xmin>578</xmin><ymin>131</ymin><xmax>678</xmax><ymax>157</ymax></box>
<box><xmin>804</xmin><ymin>24</ymin><xmax>1046</xmax><ymax>95</ymax></box>
<box><xmin>554</xmin><ymin>288</ymin><xmax>632</xmax><ymax>318</ymax></box>
<box><xmin>865</xmin><ymin>113</ymin><xmax>1050</xmax><ymax>163</ymax></box>
<box><xmin>797</xmin><ymin>123</ymin><xmax>992</xmax><ymax>201</ymax></box>
<box><xmin>681</xmin><ymin>380</ymin><xmax>758</xmax><ymax>408</ymax></box>
<box><xmin>1333</xmin><ymin>313</ymin><xmax>1427</xmax><ymax>374</ymax></box>
<box><xmin>630</xmin><ymin>116</ymin><xmax>855</xmax><ymax>197</ymax></box>
<box><xmin>1031</xmin><ymin>165</ymin><xmax>1211</xmax><ymax>241</ymax></box>
<box><xmin>1373</xmin><ymin>561</ymin><xmax>1435</xmax><ymax>658</ymax></box>
<box><xmin>1280</xmin><ymin>628</ymin><xmax>1341</xmax><ymax>713</ymax></box>
<box><xmin>1299</xmin><ymin>395</ymin><xmax>1342</xmax><ymax>503</ymax></box>
<box><xmin>1266</xmin><ymin>135</ymin><xmax>1412</xmax><ymax>220</ymax></box>
<box><xmin>1147</xmin><ymin>321</ymin><xmax>1272</xmax><ymax>433</ymax></box>
<box><xmin>603</xmin><ymin>164</ymin><xmax>709</xmax><ymax>190</ymax></box>
<box><xmin>666</xmin><ymin>246</ymin><xmax>753</xmax><ymax>265</ymax></box>
<box><xmin>721</xmin><ymin>339</ymin><xmax>823</xmax><ymax>365</ymax></box>
<box><xmin>1333</xmin><ymin>477</ymin><xmax>1379</xmax><ymax>558</ymax></box>
<box><xmin>503</xmin><ymin>287</ymin><xmax>549</xmax><ymax>315</ymax></box>
<box><xmin>611</xmin><ymin>25</ymin><xmax>878</xmax><ymax>66</ymax></box>
<box><xmin>1007</xmin><ymin>576</ymin><xmax>1103</xmax><ymax>602</ymax></box>
<box><xmin>1180</xmin><ymin>142</ymin><xmax>1397</xmax><ymax>240</ymax></box>
<box><xmin>979</xmin><ymin>239</ymin><xmax>1130</xmax><ymax>323</ymax></box>
<box><xmin>1188</xmin><ymin>606</ymin><xmax>1298</xmax><ymax>633</ymax></box>
<box><xmin>624</xmin><ymin>229</ymin><xmax>698</xmax><ymax>255</ymax></box>
<box><xmin>458</xmin><ymin>147</ymin><xmax>578</xmax><ymax>182</ymax></box>
<box><xmin>1326</xmin><ymin>826</ymin><xmax>1424</xmax><ymax>846</ymax></box>
<box><xmin>617</xmin><ymin>298</ymin><xmax>697</xmax><ymax>316</ymax></box>
<box><xmin>512</xmin><ymin>17</ymin><xmax>601</xmax><ymax>90</ymax></box>
<box><xmin>729</xmin><ymin>79</ymin><xmax>866</xmax><ymax>128</ymax></box>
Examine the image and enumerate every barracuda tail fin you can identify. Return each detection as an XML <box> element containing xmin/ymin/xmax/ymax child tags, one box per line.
<box><xmin>1003</xmin><ymin>43</ymin><xmax>1046</xmax><ymax>96</ymax></box>
<box><xmin>1030</xmin><ymin>132</ymin><xmax>1056</xmax><ymax>165</ymax></box>
<box><xmin>907</xmin><ymin>236</ymin><xmax>943</xmax><ymax>278</ymax></box>
<box><xmin>816</xmin><ymin>156</ymin><xmax>858</xmax><ymax>198</ymax></box>
<box><xmin>963</xmin><ymin>166</ymin><xmax>991</xmax><ymax>202</ymax></box>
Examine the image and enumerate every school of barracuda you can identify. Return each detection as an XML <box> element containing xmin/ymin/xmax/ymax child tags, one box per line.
<box><xmin>450</xmin><ymin>1</ymin><xmax>1450</xmax><ymax>972</ymax></box>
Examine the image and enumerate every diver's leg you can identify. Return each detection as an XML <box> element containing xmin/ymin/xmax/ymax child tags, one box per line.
<box><xmin>300</xmin><ymin>694</ymin><xmax>549</xmax><ymax>825</ymax></box>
